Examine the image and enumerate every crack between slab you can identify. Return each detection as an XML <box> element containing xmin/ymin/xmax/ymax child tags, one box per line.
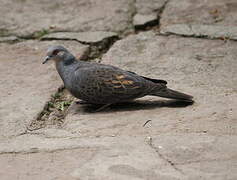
<box><xmin>175</xmin><ymin>156</ymin><xmax>237</xmax><ymax>166</ymax></box>
<box><xmin>0</xmin><ymin>28</ymin><xmax>53</xmax><ymax>43</ymax></box>
<box><xmin>0</xmin><ymin>146</ymin><xmax>98</xmax><ymax>155</ymax></box>
<box><xmin>27</xmin><ymin>85</ymin><xmax>74</xmax><ymax>131</ymax></box>
<box><xmin>119</xmin><ymin>0</ymin><xmax>137</xmax><ymax>37</ymax></box>
<box><xmin>159</xmin><ymin>30</ymin><xmax>236</xmax><ymax>42</ymax></box>
<box><xmin>41</xmin><ymin>35</ymin><xmax>119</xmax><ymax>60</ymax></box>
<box><xmin>148</xmin><ymin>137</ymin><xmax>184</xmax><ymax>175</ymax></box>
<box><xmin>134</xmin><ymin>0</ymin><xmax>169</xmax><ymax>32</ymax></box>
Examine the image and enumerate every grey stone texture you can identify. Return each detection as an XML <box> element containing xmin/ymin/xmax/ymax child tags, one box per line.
<box><xmin>160</xmin><ymin>0</ymin><xmax>237</xmax><ymax>39</ymax></box>
<box><xmin>0</xmin><ymin>0</ymin><xmax>134</xmax><ymax>37</ymax></box>
<box><xmin>0</xmin><ymin>36</ymin><xmax>18</xmax><ymax>43</ymax></box>
<box><xmin>133</xmin><ymin>0</ymin><xmax>167</xmax><ymax>26</ymax></box>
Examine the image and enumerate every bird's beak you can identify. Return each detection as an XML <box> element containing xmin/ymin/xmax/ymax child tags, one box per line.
<box><xmin>42</xmin><ymin>56</ymin><xmax>51</xmax><ymax>64</ymax></box>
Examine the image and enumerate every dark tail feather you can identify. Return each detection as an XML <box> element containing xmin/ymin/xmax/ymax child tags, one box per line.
<box><xmin>153</xmin><ymin>88</ymin><xmax>193</xmax><ymax>101</ymax></box>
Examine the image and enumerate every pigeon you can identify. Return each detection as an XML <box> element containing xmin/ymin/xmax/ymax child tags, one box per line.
<box><xmin>43</xmin><ymin>45</ymin><xmax>193</xmax><ymax>106</ymax></box>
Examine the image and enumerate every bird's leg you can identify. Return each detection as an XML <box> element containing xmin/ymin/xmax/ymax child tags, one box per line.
<box><xmin>94</xmin><ymin>104</ymin><xmax>112</xmax><ymax>112</ymax></box>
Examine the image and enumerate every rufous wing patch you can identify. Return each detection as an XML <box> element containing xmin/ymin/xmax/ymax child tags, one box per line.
<box><xmin>121</xmin><ymin>80</ymin><xmax>134</xmax><ymax>85</ymax></box>
<box><xmin>116</xmin><ymin>75</ymin><xmax>125</xmax><ymax>80</ymax></box>
<box><xmin>107</xmin><ymin>74</ymin><xmax>135</xmax><ymax>89</ymax></box>
<box><xmin>111</xmin><ymin>80</ymin><xmax>121</xmax><ymax>84</ymax></box>
<box><xmin>115</xmin><ymin>74</ymin><xmax>134</xmax><ymax>85</ymax></box>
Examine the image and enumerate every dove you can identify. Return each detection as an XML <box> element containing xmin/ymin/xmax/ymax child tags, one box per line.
<box><xmin>43</xmin><ymin>45</ymin><xmax>193</xmax><ymax>106</ymax></box>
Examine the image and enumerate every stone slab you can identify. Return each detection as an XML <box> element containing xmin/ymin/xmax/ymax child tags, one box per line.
<box><xmin>0</xmin><ymin>40</ymin><xmax>88</xmax><ymax>138</ymax></box>
<box><xmin>0</xmin><ymin>134</ymin><xmax>183</xmax><ymax>180</ymax></box>
<box><xmin>133</xmin><ymin>0</ymin><xmax>167</xmax><ymax>26</ymax></box>
<box><xmin>0</xmin><ymin>36</ymin><xmax>18</xmax><ymax>43</ymax></box>
<box><xmin>133</xmin><ymin>14</ymin><xmax>158</xmax><ymax>27</ymax></box>
<box><xmin>161</xmin><ymin>24</ymin><xmax>237</xmax><ymax>40</ymax></box>
<box><xmin>41</xmin><ymin>31</ymin><xmax>118</xmax><ymax>43</ymax></box>
<box><xmin>160</xmin><ymin>0</ymin><xmax>237</xmax><ymax>39</ymax></box>
<box><xmin>0</xmin><ymin>148</ymin><xmax>96</xmax><ymax>180</ymax></box>
<box><xmin>0</xmin><ymin>0</ymin><xmax>134</xmax><ymax>37</ymax></box>
<box><xmin>152</xmin><ymin>134</ymin><xmax>237</xmax><ymax>180</ymax></box>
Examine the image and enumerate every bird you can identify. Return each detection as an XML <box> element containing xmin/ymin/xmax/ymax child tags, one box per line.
<box><xmin>43</xmin><ymin>45</ymin><xmax>193</xmax><ymax>108</ymax></box>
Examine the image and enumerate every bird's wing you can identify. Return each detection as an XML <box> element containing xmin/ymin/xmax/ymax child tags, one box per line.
<box><xmin>96</xmin><ymin>67</ymin><xmax>148</xmax><ymax>96</ymax></box>
<box><xmin>74</xmin><ymin>65</ymin><xmax>151</xmax><ymax>102</ymax></box>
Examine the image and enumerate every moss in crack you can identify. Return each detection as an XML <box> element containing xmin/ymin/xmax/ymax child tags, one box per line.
<box><xmin>21</xmin><ymin>29</ymin><xmax>50</xmax><ymax>39</ymax></box>
<box><xmin>28</xmin><ymin>86</ymin><xmax>75</xmax><ymax>131</ymax></box>
<box><xmin>33</xmin><ymin>29</ymin><xmax>50</xmax><ymax>39</ymax></box>
<box><xmin>0</xmin><ymin>29</ymin><xmax>10</xmax><ymax>37</ymax></box>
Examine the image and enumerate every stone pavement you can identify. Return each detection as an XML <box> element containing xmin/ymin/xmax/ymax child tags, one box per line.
<box><xmin>0</xmin><ymin>0</ymin><xmax>236</xmax><ymax>179</ymax></box>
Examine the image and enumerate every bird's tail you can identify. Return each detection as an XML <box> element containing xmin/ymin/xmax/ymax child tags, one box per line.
<box><xmin>152</xmin><ymin>88</ymin><xmax>193</xmax><ymax>101</ymax></box>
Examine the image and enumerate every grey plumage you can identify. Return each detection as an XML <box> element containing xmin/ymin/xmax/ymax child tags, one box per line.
<box><xmin>43</xmin><ymin>45</ymin><xmax>193</xmax><ymax>105</ymax></box>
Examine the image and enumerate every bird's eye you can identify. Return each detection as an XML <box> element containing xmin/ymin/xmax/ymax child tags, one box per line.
<box><xmin>52</xmin><ymin>49</ymin><xmax>60</xmax><ymax>56</ymax></box>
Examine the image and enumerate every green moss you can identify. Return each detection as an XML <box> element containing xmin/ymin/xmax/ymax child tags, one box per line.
<box><xmin>33</xmin><ymin>29</ymin><xmax>49</xmax><ymax>39</ymax></box>
<box><xmin>58</xmin><ymin>101</ymin><xmax>72</xmax><ymax>111</ymax></box>
<box><xmin>0</xmin><ymin>29</ymin><xmax>9</xmax><ymax>37</ymax></box>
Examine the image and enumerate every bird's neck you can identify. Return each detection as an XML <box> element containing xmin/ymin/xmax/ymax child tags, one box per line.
<box><xmin>55</xmin><ymin>58</ymin><xmax>78</xmax><ymax>89</ymax></box>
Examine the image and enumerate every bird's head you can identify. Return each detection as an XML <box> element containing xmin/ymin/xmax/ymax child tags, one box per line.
<box><xmin>43</xmin><ymin>45</ymin><xmax>73</xmax><ymax>64</ymax></box>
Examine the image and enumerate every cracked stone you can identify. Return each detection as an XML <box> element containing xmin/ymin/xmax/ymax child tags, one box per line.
<box><xmin>42</xmin><ymin>31</ymin><xmax>119</xmax><ymax>59</ymax></box>
<box><xmin>161</xmin><ymin>24</ymin><xmax>237</xmax><ymax>40</ymax></box>
<box><xmin>133</xmin><ymin>0</ymin><xmax>167</xmax><ymax>26</ymax></box>
<box><xmin>66</xmin><ymin>136</ymin><xmax>183</xmax><ymax>180</ymax></box>
<box><xmin>160</xmin><ymin>0</ymin><xmax>237</xmax><ymax>39</ymax></box>
<box><xmin>41</xmin><ymin>31</ymin><xmax>118</xmax><ymax>43</ymax></box>
<box><xmin>0</xmin><ymin>40</ymin><xmax>89</xmax><ymax>138</ymax></box>
<box><xmin>0</xmin><ymin>0</ymin><xmax>134</xmax><ymax>37</ymax></box>
<box><xmin>0</xmin><ymin>148</ymin><xmax>96</xmax><ymax>180</ymax></box>
<box><xmin>133</xmin><ymin>14</ymin><xmax>158</xmax><ymax>26</ymax></box>
<box><xmin>0</xmin><ymin>134</ymin><xmax>97</xmax><ymax>153</ymax></box>
<box><xmin>0</xmin><ymin>135</ymin><xmax>183</xmax><ymax>180</ymax></box>
<box><xmin>152</xmin><ymin>134</ymin><xmax>237</xmax><ymax>179</ymax></box>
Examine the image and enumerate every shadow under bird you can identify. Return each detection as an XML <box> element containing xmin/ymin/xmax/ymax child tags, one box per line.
<box><xmin>43</xmin><ymin>45</ymin><xmax>193</xmax><ymax>107</ymax></box>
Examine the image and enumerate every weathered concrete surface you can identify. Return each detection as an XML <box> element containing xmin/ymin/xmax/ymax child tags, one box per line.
<box><xmin>0</xmin><ymin>40</ymin><xmax>88</xmax><ymax>137</ymax></box>
<box><xmin>152</xmin><ymin>134</ymin><xmax>237</xmax><ymax>179</ymax></box>
<box><xmin>62</xmin><ymin>31</ymin><xmax>237</xmax><ymax>179</ymax></box>
<box><xmin>133</xmin><ymin>0</ymin><xmax>167</xmax><ymax>26</ymax></box>
<box><xmin>0</xmin><ymin>134</ymin><xmax>183</xmax><ymax>180</ymax></box>
<box><xmin>0</xmin><ymin>36</ymin><xmax>18</xmax><ymax>43</ymax></box>
<box><xmin>0</xmin><ymin>147</ymin><xmax>97</xmax><ymax>180</ymax></box>
<box><xmin>160</xmin><ymin>0</ymin><xmax>237</xmax><ymax>39</ymax></box>
<box><xmin>0</xmin><ymin>0</ymin><xmax>134</xmax><ymax>37</ymax></box>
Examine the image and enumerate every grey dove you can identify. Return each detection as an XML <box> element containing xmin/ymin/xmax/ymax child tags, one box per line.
<box><xmin>43</xmin><ymin>45</ymin><xmax>193</xmax><ymax>105</ymax></box>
